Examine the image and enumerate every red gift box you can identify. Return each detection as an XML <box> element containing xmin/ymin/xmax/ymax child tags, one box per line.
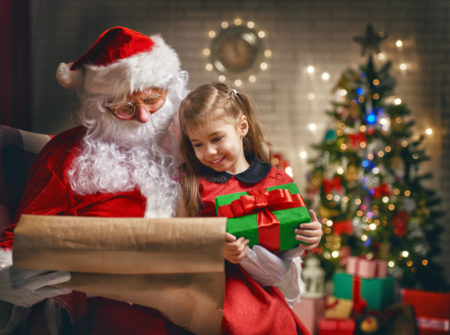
<box><xmin>318</xmin><ymin>318</ymin><xmax>355</xmax><ymax>335</ymax></box>
<box><xmin>293</xmin><ymin>297</ymin><xmax>325</xmax><ymax>335</ymax></box>
<box><xmin>402</xmin><ymin>289</ymin><xmax>450</xmax><ymax>335</ymax></box>
<box><xmin>345</xmin><ymin>256</ymin><xmax>387</xmax><ymax>278</ymax></box>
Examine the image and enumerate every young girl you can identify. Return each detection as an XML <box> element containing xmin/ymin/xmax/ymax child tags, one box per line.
<box><xmin>178</xmin><ymin>82</ymin><xmax>322</xmax><ymax>334</ymax></box>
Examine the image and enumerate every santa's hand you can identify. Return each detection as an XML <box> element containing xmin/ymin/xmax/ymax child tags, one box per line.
<box><xmin>240</xmin><ymin>245</ymin><xmax>290</xmax><ymax>286</ymax></box>
<box><xmin>0</xmin><ymin>264</ymin><xmax>71</xmax><ymax>307</ymax></box>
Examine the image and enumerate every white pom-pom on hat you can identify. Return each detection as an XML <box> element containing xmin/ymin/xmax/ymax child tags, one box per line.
<box><xmin>56</xmin><ymin>62</ymin><xmax>84</xmax><ymax>89</ymax></box>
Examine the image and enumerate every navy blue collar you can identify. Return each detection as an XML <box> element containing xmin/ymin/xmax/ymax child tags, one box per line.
<box><xmin>204</xmin><ymin>159</ymin><xmax>271</xmax><ymax>185</ymax></box>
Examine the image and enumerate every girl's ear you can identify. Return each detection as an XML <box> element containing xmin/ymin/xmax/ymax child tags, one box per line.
<box><xmin>239</xmin><ymin>115</ymin><xmax>249</xmax><ymax>137</ymax></box>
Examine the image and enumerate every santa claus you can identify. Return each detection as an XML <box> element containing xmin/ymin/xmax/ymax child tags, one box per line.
<box><xmin>0</xmin><ymin>26</ymin><xmax>191</xmax><ymax>334</ymax></box>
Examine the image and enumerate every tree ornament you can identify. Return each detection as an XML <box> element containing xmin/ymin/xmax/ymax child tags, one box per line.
<box><xmin>324</xmin><ymin>129</ymin><xmax>337</xmax><ymax>141</ymax></box>
<box><xmin>414</xmin><ymin>243</ymin><xmax>429</xmax><ymax>256</ymax></box>
<box><xmin>327</xmin><ymin>233</ymin><xmax>342</xmax><ymax>251</ymax></box>
<box><xmin>349</xmin><ymin>102</ymin><xmax>361</xmax><ymax>118</ymax></box>
<box><xmin>353</xmin><ymin>23</ymin><xmax>388</xmax><ymax>56</ymax></box>
<box><xmin>318</xmin><ymin>205</ymin><xmax>340</xmax><ymax>219</ymax></box>
<box><xmin>392</xmin><ymin>117</ymin><xmax>405</xmax><ymax>132</ymax></box>
<box><xmin>401</xmin><ymin>198</ymin><xmax>416</xmax><ymax>214</ymax></box>
<box><xmin>377</xmin><ymin>242</ymin><xmax>392</xmax><ymax>260</ymax></box>
<box><xmin>392</xmin><ymin>211</ymin><xmax>410</xmax><ymax>237</ymax></box>
<box><xmin>345</xmin><ymin>164</ymin><xmax>360</xmax><ymax>183</ymax></box>
<box><xmin>323</xmin><ymin>176</ymin><xmax>343</xmax><ymax>194</ymax></box>
<box><xmin>333</xmin><ymin>69</ymin><xmax>360</xmax><ymax>92</ymax></box>
<box><xmin>348</xmin><ymin>132</ymin><xmax>367</xmax><ymax>150</ymax></box>
<box><xmin>309</xmin><ymin>171</ymin><xmax>323</xmax><ymax>189</ymax></box>
<box><xmin>333</xmin><ymin>219</ymin><xmax>353</xmax><ymax>235</ymax></box>
<box><xmin>371</xmin><ymin>183</ymin><xmax>391</xmax><ymax>199</ymax></box>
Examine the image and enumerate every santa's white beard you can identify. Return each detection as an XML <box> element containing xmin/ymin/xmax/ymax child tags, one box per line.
<box><xmin>67</xmin><ymin>98</ymin><xmax>181</xmax><ymax>218</ymax></box>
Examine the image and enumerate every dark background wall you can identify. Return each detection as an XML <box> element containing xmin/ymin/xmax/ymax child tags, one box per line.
<box><xmin>5</xmin><ymin>0</ymin><xmax>450</xmax><ymax>282</ymax></box>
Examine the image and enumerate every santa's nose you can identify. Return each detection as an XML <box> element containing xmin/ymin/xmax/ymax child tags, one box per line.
<box><xmin>134</xmin><ymin>104</ymin><xmax>152</xmax><ymax>123</ymax></box>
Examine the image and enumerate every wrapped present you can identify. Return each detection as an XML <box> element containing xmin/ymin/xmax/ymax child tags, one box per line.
<box><xmin>324</xmin><ymin>296</ymin><xmax>354</xmax><ymax>319</ymax></box>
<box><xmin>333</xmin><ymin>272</ymin><xmax>394</xmax><ymax>311</ymax></box>
<box><xmin>346</xmin><ymin>256</ymin><xmax>387</xmax><ymax>279</ymax></box>
<box><xmin>292</xmin><ymin>297</ymin><xmax>325</xmax><ymax>335</ymax></box>
<box><xmin>402</xmin><ymin>289</ymin><xmax>450</xmax><ymax>335</ymax></box>
<box><xmin>318</xmin><ymin>318</ymin><xmax>355</xmax><ymax>335</ymax></box>
<box><xmin>215</xmin><ymin>182</ymin><xmax>311</xmax><ymax>251</ymax></box>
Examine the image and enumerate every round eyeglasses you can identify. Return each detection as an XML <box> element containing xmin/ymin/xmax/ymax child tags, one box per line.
<box><xmin>106</xmin><ymin>89</ymin><xmax>167</xmax><ymax>120</ymax></box>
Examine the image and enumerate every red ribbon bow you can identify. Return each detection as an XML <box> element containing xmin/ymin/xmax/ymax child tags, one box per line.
<box><xmin>371</xmin><ymin>183</ymin><xmax>391</xmax><ymax>199</ymax></box>
<box><xmin>352</xmin><ymin>276</ymin><xmax>368</xmax><ymax>314</ymax></box>
<box><xmin>218</xmin><ymin>188</ymin><xmax>305</xmax><ymax>251</ymax></box>
<box><xmin>348</xmin><ymin>132</ymin><xmax>367</xmax><ymax>148</ymax></box>
<box><xmin>323</xmin><ymin>177</ymin><xmax>343</xmax><ymax>194</ymax></box>
<box><xmin>333</xmin><ymin>219</ymin><xmax>353</xmax><ymax>235</ymax></box>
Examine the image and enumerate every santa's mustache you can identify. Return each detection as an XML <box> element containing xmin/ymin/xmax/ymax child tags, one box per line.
<box><xmin>82</xmin><ymin>98</ymin><xmax>176</xmax><ymax>149</ymax></box>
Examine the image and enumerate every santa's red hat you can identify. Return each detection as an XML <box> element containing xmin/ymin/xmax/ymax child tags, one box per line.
<box><xmin>56</xmin><ymin>26</ymin><xmax>181</xmax><ymax>96</ymax></box>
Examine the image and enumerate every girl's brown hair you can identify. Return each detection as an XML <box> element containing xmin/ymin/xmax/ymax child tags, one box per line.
<box><xmin>179</xmin><ymin>82</ymin><xmax>273</xmax><ymax>216</ymax></box>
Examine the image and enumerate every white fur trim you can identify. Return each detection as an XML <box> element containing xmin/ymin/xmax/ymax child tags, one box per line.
<box><xmin>0</xmin><ymin>248</ymin><xmax>12</xmax><ymax>269</ymax></box>
<box><xmin>56</xmin><ymin>62</ymin><xmax>84</xmax><ymax>89</ymax></box>
<box><xmin>83</xmin><ymin>35</ymin><xmax>181</xmax><ymax>96</ymax></box>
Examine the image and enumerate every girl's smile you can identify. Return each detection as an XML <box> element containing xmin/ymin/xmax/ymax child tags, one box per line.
<box><xmin>187</xmin><ymin>115</ymin><xmax>249</xmax><ymax>175</ymax></box>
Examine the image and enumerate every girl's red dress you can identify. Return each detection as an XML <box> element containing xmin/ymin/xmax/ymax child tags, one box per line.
<box><xmin>198</xmin><ymin>160</ymin><xmax>310</xmax><ymax>335</ymax></box>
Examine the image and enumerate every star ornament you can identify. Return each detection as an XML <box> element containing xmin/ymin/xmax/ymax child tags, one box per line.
<box><xmin>353</xmin><ymin>23</ymin><xmax>388</xmax><ymax>56</ymax></box>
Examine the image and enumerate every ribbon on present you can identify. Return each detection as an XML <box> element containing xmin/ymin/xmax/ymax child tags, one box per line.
<box><xmin>349</xmin><ymin>256</ymin><xmax>387</xmax><ymax>278</ymax></box>
<box><xmin>352</xmin><ymin>276</ymin><xmax>368</xmax><ymax>315</ymax></box>
<box><xmin>333</xmin><ymin>219</ymin><xmax>353</xmax><ymax>235</ymax></box>
<box><xmin>323</xmin><ymin>176</ymin><xmax>343</xmax><ymax>194</ymax></box>
<box><xmin>217</xmin><ymin>188</ymin><xmax>305</xmax><ymax>251</ymax></box>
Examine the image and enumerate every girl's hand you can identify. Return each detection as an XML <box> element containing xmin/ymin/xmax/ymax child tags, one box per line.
<box><xmin>294</xmin><ymin>209</ymin><xmax>323</xmax><ymax>251</ymax></box>
<box><xmin>224</xmin><ymin>233</ymin><xmax>249</xmax><ymax>264</ymax></box>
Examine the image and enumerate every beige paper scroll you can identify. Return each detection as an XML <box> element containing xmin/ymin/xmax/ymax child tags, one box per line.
<box><xmin>13</xmin><ymin>215</ymin><xmax>227</xmax><ymax>335</ymax></box>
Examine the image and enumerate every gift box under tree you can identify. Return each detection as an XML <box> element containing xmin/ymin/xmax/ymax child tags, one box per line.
<box><xmin>293</xmin><ymin>297</ymin><xmax>325</xmax><ymax>335</ymax></box>
<box><xmin>345</xmin><ymin>256</ymin><xmax>387</xmax><ymax>279</ymax></box>
<box><xmin>318</xmin><ymin>318</ymin><xmax>355</xmax><ymax>335</ymax></box>
<box><xmin>333</xmin><ymin>272</ymin><xmax>394</xmax><ymax>311</ymax></box>
<box><xmin>402</xmin><ymin>289</ymin><xmax>450</xmax><ymax>335</ymax></box>
<box><xmin>215</xmin><ymin>182</ymin><xmax>311</xmax><ymax>252</ymax></box>
<box><xmin>324</xmin><ymin>296</ymin><xmax>354</xmax><ymax>319</ymax></box>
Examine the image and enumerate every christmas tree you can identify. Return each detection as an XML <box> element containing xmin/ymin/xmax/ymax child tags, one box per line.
<box><xmin>305</xmin><ymin>24</ymin><xmax>447</xmax><ymax>291</ymax></box>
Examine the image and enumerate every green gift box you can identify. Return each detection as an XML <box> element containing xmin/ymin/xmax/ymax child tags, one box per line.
<box><xmin>333</xmin><ymin>272</ymin><xmax>394</xmax><ymax>311</ymax></box>
<box><xmin>215</xmin><ymin>182</ymin><xmax>311</xmax><ymax>251</ymax></box>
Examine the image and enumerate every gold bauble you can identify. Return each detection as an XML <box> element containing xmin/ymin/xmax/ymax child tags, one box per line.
<box><xmin>318</xmin><ymin>206</ymin><xmax>340</xmax><ymax>218</ymax></box>
<box><xmin>390</xmin><ymin>155</ymin><xmax>401</xmax><ymax>169</ymax></box>
<box><xmin>349</xmin><ymin>102</ymin><xmax>361</xmax><ymax>118</ymax></box>
<box><xmin>310</xmin><ymin>172</ymin><xmax>323</xmax><ymax>189</ymax></box>
<box><xmin>345</xmin><ymin>165</ymin><xmax>359</xmax><ymax>182</ymax></box>
<box><xmin>327</xmin><ymin>234</ymin><xmax>341</xmax><ymax>251</ymax></box>
<box><xmin>377</xmin><ymin>242</ymin><xmax>391</xmax><ymax>260</ymax></box>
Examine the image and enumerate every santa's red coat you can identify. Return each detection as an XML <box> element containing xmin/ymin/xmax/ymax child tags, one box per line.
<box><xmin>1</xmin><ymin>126</ymin><xmax>309</xmax><ymax>334</ymax></box>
